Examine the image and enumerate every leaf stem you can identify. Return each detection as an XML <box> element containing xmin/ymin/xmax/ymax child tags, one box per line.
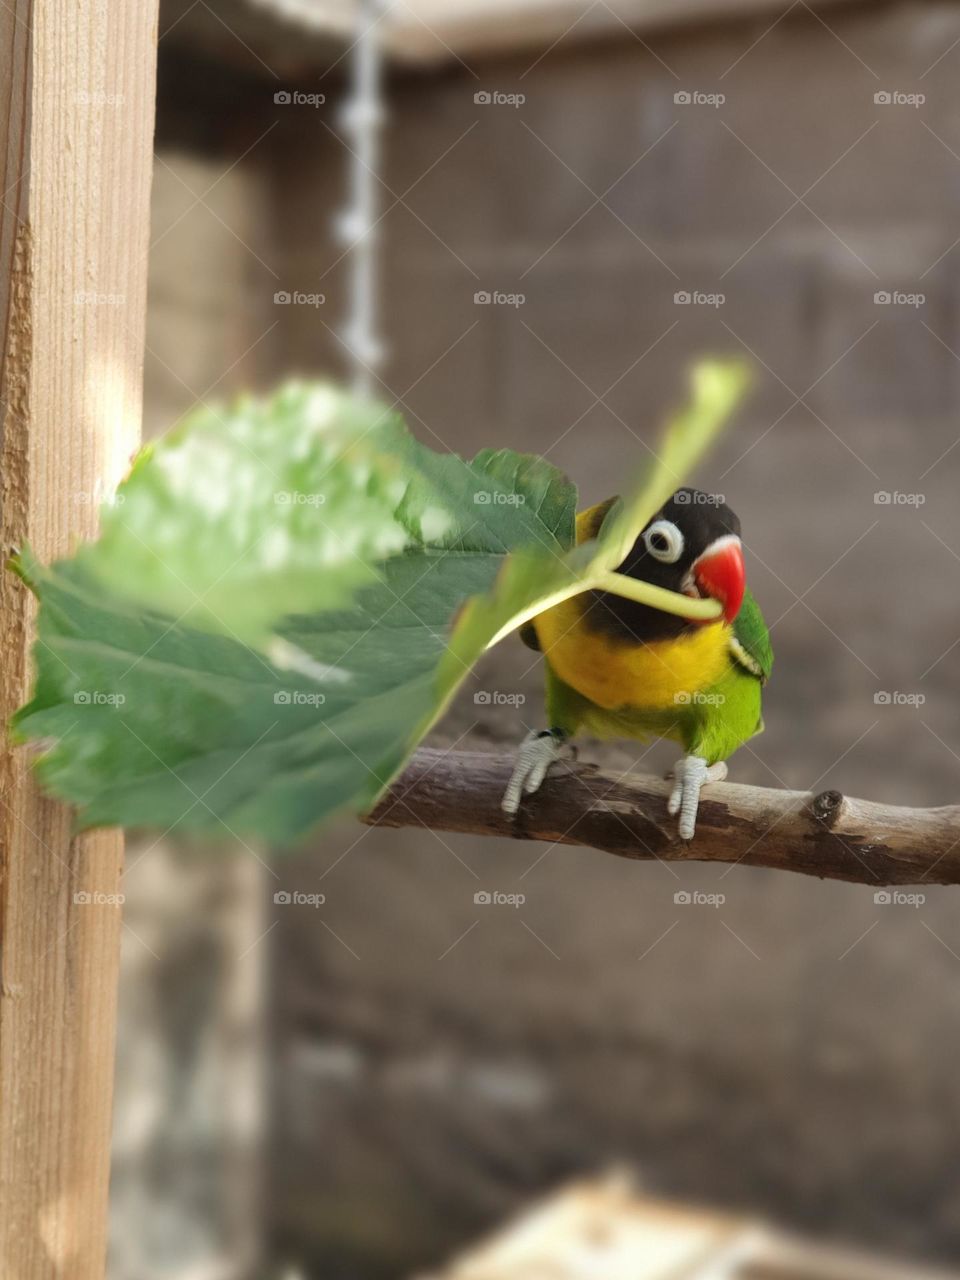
<box><xmin>592</xmin><ymin>572</ymin><xmax>722</xmax><ymax>620</ymax></box>
<box><xmin>482</xmin><ymin>570</ymin><xmax>722</xmax><ymax>653</ymax></box>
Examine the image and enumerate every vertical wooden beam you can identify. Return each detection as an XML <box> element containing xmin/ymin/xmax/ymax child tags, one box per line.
<box><xmin>0</xmin><ymin>1</ymin><xmax>158</xmax><ymax>1276</ymax></box>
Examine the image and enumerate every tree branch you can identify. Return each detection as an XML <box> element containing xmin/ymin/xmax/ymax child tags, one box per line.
<box><xmin>365</xmin><ymin>749</ymin><xmax>960</xmax><ymax>886</ymax></box>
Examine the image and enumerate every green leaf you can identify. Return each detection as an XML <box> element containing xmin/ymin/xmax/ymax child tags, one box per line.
<box><xmin>13</xmin><ymin>446</ymin><xmax>577</xmax><ymax>842</ymax></box>
<box><xmin>11</xmin><ymin>360</ymin><xmax>747</xmax><ymax>844</ymax></box>
<box><xmin>76</xmin><ymin>384</ymin><xmax>447</xmax><ymax>643</ymax></box>
<box><xmin>592</xmin><ymin>358</ymin><xmax>751</xmax><ymax>572</ymax></box>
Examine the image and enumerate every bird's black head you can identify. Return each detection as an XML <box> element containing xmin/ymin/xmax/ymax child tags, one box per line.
<box><xmin>585</xmin><ymin>488</ymin><xmax>746</xmax><ymax>643</ymax></box>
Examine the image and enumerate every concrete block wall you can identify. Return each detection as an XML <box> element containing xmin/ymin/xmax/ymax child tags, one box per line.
<box><xmin>262</xmin><ymin>4</ymin><xmax>960</xmax><ymax>1277</ymax></box>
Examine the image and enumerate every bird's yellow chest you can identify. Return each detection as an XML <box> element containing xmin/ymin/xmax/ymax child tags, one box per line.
<box><xmin>533</xmin><ymin>596</ymin><xmax>731</xmax><ymax>712</ymax></box>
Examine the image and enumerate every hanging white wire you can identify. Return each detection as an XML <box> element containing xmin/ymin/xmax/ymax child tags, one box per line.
<box><xmin>337</xmin><ymin>0</ymin><xmax>391</xmax><ymax>396</ymax></box>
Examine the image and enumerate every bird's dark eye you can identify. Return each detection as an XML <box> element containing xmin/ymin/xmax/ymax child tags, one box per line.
<box><xmin>643</xmin><ymin>519</ymin><xmax>684</xmax><ymax>564</ymax></box>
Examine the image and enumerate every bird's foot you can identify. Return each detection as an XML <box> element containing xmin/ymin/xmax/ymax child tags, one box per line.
<box><xmin>667</xmin><ymin>756</ymin><xmax>727</xmax><ymax>840</ymax></box>
<box><xmin>501</xmin><ymin>729</ymin><xmax>568</xmax><ymax>816</ymax></box>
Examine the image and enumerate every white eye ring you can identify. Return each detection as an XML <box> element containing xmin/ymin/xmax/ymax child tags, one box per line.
<box><xmin>643</xmin><ymin>519</ymin><xmax>684</xmax><ymax>564</ymax></box>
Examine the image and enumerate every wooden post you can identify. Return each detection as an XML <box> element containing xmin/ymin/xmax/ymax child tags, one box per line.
<box><xmin>0</xmin><ymin>1</ymin><xmax>158</xmax><ymax>1275</ymax></box>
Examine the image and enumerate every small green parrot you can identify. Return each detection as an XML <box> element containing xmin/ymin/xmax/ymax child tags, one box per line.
<box><xmin>501</xmin><ymin>488</ymin><xmax>772</xmax><ymax>839</ymax></box>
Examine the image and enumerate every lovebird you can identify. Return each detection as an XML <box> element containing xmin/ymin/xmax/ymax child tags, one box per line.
<box><xmin>501</xmin><ymin>488</ymin><xmax>772</xmax><ymax>839</ymax></box>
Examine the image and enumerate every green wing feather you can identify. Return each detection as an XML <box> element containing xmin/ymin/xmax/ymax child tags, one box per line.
<box><xmin>730</xmin><ymin>588</ymin><xmax>772</xmax><ymax>682</ymax></box>
<box><xmin>688</xmin><ymin>594</ymin><xmax>771</xmax><ymax>762</ymax></box>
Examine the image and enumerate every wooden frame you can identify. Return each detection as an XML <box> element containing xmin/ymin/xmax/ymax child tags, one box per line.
<box><xmin>0</xmin><ymin>1</ymin><xmax>159</xmax><ymax>1274</ymax></box>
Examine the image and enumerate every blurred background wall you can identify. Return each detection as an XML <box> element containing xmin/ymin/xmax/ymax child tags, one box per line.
<box><xmin>113</xmin><ymin>2</ymin><xmax>960</xmax><ymax>1277</ymax></box>
<box><xmin>110</xmin><ymin>130</ymin><xmax>272</xmax><ymax>1280</ymax></box>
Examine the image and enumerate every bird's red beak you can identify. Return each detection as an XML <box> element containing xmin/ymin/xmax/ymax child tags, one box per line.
<box><xmin>693</xmin><ymin>537</ymin><xmax>745</xmax><ymax>624</ymax></box>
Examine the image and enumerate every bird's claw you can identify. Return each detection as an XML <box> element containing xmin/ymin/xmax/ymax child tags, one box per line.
<box><xmin>501</xmin><ymin>729</ymin><xmax>567</xmax><ymax>816</ymax></box>
<box><xmin>667</xmin><ymin>755</ymin><xmax>727</xmax><ymax>840</ymax></box>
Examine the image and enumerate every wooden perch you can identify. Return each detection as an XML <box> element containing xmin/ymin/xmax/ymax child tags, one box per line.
<box><xmin>365</xmin><ymin>749</ymin><xmax>960</xmax><ymax>887</ymax></box>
